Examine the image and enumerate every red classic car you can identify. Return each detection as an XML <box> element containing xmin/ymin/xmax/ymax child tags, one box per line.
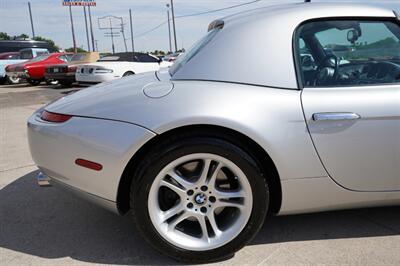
<box><xmin>6</xmin><ymin>53</ymin><xmax>73</xmax><ymax>86</ymax></box>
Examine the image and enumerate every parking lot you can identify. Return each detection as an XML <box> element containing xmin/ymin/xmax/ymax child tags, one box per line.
<box><xmin>0</xmin><ymin>83</ymin><xmax>400</xmax><ymax>265</ymax></box>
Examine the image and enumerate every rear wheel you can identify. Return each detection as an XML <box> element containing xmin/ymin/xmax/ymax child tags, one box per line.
<box><xmin>27</xmin><ymin>79</ymin><xmax>41</xmax><ymax>86</ymax></box>
<box><xmin>59</xmin><ymin>80</ymin><xmax>73</xmax><ymax>87</ymax></box>
<box><xmin>131</xmin><ymin>136</ymin><xmax>269</xmax><ymax>263</ymax></box>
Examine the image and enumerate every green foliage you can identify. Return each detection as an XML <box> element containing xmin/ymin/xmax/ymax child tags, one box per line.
<box><xmin>355</xmin><ymin>37</ymin><xmax>400</xmax><ymax>50</ymax></box>
<box><xmin>32</xmin><ymin>36</ymin><xmax>60</xmax><ymax>51</ymax></box>
<box><xmin>0</xmin><ymin>32</ymin><xmax>11</xmax><ymax>40</ymax></box>
<box><xmin>65</xmin><ymin>47</ymin><xmax>87</xmax><ymax>53</ymax></box>
<box><xmin>16</xmin><ymin>34</ymin><xmax>29</xmax><ymax>39</ymax></box>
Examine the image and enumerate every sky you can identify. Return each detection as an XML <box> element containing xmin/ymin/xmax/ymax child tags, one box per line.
<box><xmin>1</xmin><ymin>0</ymin><xmax>400</xmax><ymax>53</ymax></box>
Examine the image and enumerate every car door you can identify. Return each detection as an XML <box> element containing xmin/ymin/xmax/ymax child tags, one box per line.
<box><xmin>298</xmin><ymin>19</ymin><xmax>400</xmax><ymax>192</ymax></box>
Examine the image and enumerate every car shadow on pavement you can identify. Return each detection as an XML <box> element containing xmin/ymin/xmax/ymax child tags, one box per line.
<box><xmin>1</xmin><ymin>170</ymin><xmax>399</xmax><ymax>265</ymax></box>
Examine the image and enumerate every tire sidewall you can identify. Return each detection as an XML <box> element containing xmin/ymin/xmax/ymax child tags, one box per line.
<box><xmin>131</xmin><ymin>137</ymin><xmax>269</xmax><ymax>262</ymax></box>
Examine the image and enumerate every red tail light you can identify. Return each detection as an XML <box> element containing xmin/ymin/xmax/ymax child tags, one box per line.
<box><xmin>40</xmin><ymin>110</ymin><xmax>72</xmax><ymax>123</ymax></box>
<box><xmin>68</xmin><ymin>66</ymin><xmax>77</xmax><ymax>72</ymax></box>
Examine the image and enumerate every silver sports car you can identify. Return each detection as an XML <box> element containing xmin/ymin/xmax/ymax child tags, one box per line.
<box><xmin>28</xmin><ymin>2</ymin><xmax>400</xmax><ymax>263</ymax></box>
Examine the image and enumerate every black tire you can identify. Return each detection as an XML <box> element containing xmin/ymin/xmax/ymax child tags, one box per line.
<box><xmin>0</xmin><ymin>77</ymin><xmax>6</xmax><ymax>85</ymax></box>
<box><xmin>122</xmin><ymin>71</ymin><xmax>134</xmax><ymax>77</ymax></box>
<box><xmin>130</xmin><ymin>135</ymin><xmax>269</xmax><ymax>263</ymax></box>
<box><xmin>27</xmin><ymin>79</ymin><xmax>41</xmax><ymax>86</ymax></box>
<box><xmin>59</xmin><ymin>80</ymin><xmax>73</xmax><ymax>87</ymax></box>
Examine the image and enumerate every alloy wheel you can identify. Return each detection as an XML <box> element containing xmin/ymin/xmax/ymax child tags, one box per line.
<box><xmin>148</xmin><ymin>153</ymin><xmax>253</xmax><ymax>251</ymax></box>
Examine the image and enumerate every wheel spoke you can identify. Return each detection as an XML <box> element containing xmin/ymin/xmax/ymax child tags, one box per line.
<box><xmin>196</xmin><ymin>159</ymin><xmax>212</xmax><ymax>185</ymax></box>
<box><xmin>207</xmin><ymin>211</ymin><xmax>222</xmax><ymax>237</ymax></box>
<box><xmin>207</xmin><ymin>161</ymin><xmax>222</xmax><ymax>189</ymax></box>
<box><xmin>160</xmin><ymin>203</ymin><xmax>184</xmax><ymax>223</ymax></box>
<box><xmin>168</xmin><ymin>210</ymin><xmax>191</xmax><ymax>231</ymax></box>
<box><xmin>160</xmin><ymin>179</ymin><xmax>186</xmax><ymax>197</ymax></box>
<box><xmin>167</xmin><ymin>171</ymin><xmax>193</xmax><ymax>190</ymax></box>
<box><xmin>196</xmin><ymin>215</ymin><xmax>210</xmax><ymax>242</ymax></box>
<box><xmin>215</xmin><ymin>199</ymin><xmax>244</xmax><ymax>210</ymax></box>
<box><xmin>214</xmin><ymin>189</ymin><xmax>245</xmax><ymax>200</ymax></box>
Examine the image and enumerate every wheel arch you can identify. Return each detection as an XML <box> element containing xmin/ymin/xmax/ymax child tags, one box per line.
<box><xmin>117</xmin><ymin>124</ymin><xmax>282</xmax><ymax>215</ymax></box>
<box><xmin>123</xmin><ymin>70</ymin><xmax>135</xmax><ymax>77</ymax></box>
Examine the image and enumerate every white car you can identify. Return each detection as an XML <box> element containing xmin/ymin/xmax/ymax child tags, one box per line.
<box><xmin>76</xmin><ymin>52</ymin><xmax>172</xmax><ymax>84</ymax></box>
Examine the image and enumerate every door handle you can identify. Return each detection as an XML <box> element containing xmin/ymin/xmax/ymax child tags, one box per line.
<box><xmin>312</xmin><ymin>112</ymin><xmax>361</xmax><ymax>121</ymax></box>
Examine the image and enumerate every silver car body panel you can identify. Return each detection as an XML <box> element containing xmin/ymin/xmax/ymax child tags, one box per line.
<box><xmin>46</xmin><ymin>73</ymin><xmax>327</xmax><ymax>182</ymax></box>
<box><xmin>27</xmin><ymin>113</ymin><xmax>156</xmax><ymax>202</ymax></box>
<box><xmin>302</xmin><ymin>85</ymin><xmax>400</xmax><ymax>192</ymax></box>
<box><xmin>172</xmin><ymin>3</ymin><xmax>394</xmax><ymax>89</ymax></box>
<box><xmin>29</xmin><ymin>3</ymin><xmax>400</xmax><ymax>215</ymax></box>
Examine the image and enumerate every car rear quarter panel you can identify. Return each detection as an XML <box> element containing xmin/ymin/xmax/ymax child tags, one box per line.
<box><xmin>27</xmin><ymin>114</ymin><xmax>156</xmax><ymax>202</ymax></box>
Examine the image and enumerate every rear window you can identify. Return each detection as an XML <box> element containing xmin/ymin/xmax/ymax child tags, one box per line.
<box><xmin>98</xmin><ymin>56</ymin><xmax>120</xmax><ymax>62</ymax></box>
<box><xmin>20</xmin><ymin>50</ymin><xmax>33</xmax><ymax>59</ymax></box>
<box><xmin>169</xmin><ymin>28</ymin><xmax>220</xmax><ymax>76</ymax></box>
<box><xmin>136</xmin><ymin>54</ymin><xmax>159</xmax><ymax>62</ymax></box>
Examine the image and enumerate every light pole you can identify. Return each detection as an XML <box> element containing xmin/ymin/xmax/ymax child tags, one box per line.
<box><xmin>166</xmin><ymin>4</ymin><xmax>172</xmax><ymax>54</ymax></box>
<box><xmin>129</xmin><ymin>9</ymin><xmax>135</xmax><ymax>55</ymax></box>
<box><xmin>109</xmin><ymin>18</ymin><xmax>115</xmax><ymax>54</ymax></box>
<box><xmin>69</xmin><ymin>5</ymin><xmax>77</xmax><ymax>53</ymax></box>
<box><xmin>83</xmin><ymin>6</ymin><xmax>91</xmax><ymax>51</ymax></box>
<box><xmin>170</xmin><ymin>0</ymin><xmax>178</xmax><ymax>52</ymax></box>
<box><xmin>28</xmin><ymin>2</ymin><xmax>35</xmax><ymax>38</ymax></box>
<box><xmin>88</xmin><ymin>5</ymin><xmax>96</xmax><ymax>51</ymax></box>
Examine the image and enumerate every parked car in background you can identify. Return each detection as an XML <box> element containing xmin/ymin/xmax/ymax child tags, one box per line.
<box><xmin>45</xmin><ymin>52</ymin><xmax>100</xmax><ymax>87</ymax></box>
<box><xmin>0</xmin><ymin>48</ymin><xmax>49</xmax><ymax>84</ymax></box>
<box><xmin>163</xmin><ymin>52</ymin><xmax>182</xmax><ymax>62</ymax></box>
<box><xmin>0</xmin><ymin>40</ymin><xmax>56</xmax><ymax>53</ymax></box>
<box><xmin>0</xmin><ymin>52</ymin><xmax>20</xmax><ymax>60</ymax></box>
<box><xmin>76</xmin><ymin>52</ymin><xmax>172</xmax><ymax>84</ymax></box>
<box><xmin>28</xmin><ymin>2</ymin><xmax>400</xmax><ymax>262</ymax></box>
<box><xmin>6</xmin><ymin>52</ymin><xmax>72</xmax><ymax>86</ymax></box>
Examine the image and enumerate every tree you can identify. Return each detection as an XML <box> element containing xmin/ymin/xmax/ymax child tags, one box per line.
<box><xmin>65</xmin><ymin>47</ymin><xmax>87</xmax><ymax>53</ymax></box>
<box><xmin>0</xmin><ymin>32</ymin><xmax>11</xmax><ymax>40</ymax></box>
<box><xmin>32</xmin><ymin>36</ymin><xmax>60</xmax><ymax>51</ymax></box>
<box><xmin>15</xmin><ymin>34</ymin><xmax>29</xmax><ymax>40</ymax></box>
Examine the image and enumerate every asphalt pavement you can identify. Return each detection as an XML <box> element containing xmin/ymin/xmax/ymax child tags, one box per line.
<box><xmin>1</xmin><ymin>83</ymin><xmax>400</xmax><ymax>265</ymax></box>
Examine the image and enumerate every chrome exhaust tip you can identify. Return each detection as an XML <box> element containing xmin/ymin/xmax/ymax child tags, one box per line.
<box><xmin>37</xmin><ymin>171</ymin><xmax>51</xmax><ymax>187</ymax></box>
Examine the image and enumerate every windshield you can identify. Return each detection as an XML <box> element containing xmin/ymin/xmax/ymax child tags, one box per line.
<box><xmin>169</xmin><ymin>28</ymin><xmax>220</xmax><ymax>76</ymax></box>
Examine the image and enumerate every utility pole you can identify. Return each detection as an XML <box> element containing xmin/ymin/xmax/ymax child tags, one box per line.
<box><xmin>129</xmin><ymin>9</ymin><xmax>135</xmax><ymax>55</ymax></box>
<box><xmin>28</xmin><ymin>2</ymin><xmax>35</xmax><ymax>38</ymax></box>
<box><xmin>95</xmin><ymin>40</ymin><xmax>99</xmax><ymax>51</ymax></box>
<box><xmin>109</xmin><ymin>18</ymin><xmax>115</xmax><ymax>54</ymax></box>
<box><xmin>120</xmin><ymin>18</ymin><xmax>128</xmax><ymax>52</ymax></box>
<box><xmin>83</xmin><ymin>6</ymin><xmax>91</xmax><ymax>51</ymax></box>
<box><xmin>170</xmin><ymin>0</ymin><xmax>178</xmax><ymax>52</ymax></box>
<box><xmin>88</xmin><ymin>5</ymin><xmax>96</xmax><ymax>51</ymax></box>
<box><xmin>98</xmin><ymin>15</ymin><xmax>122</xmax><ymax>54</ymax></box>
<box><xmin>166</xmin><ymin>4</ymin><xmax>172</xmax><ymax>54</ymax></box>
<box><xmin>69</xmin><ymin>5</ymin><xmax>77</xmax><ymax>53</ymax></box>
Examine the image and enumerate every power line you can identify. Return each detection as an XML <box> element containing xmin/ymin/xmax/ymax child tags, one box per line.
<box><xmin>176</xmin><ymin>0</ymin><xmax>261</xmax><ymax>18</ymax></box>
<box><xmin>132</xmin><ymin>0</ymin><xmax>262</xmax><ymax>39</ymax></box>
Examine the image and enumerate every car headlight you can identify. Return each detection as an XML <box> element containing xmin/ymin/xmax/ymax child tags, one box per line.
<box><xmin>94</xmin><ymin>68</ymin><xmax>113</xmax><ymax>74</ymax></box>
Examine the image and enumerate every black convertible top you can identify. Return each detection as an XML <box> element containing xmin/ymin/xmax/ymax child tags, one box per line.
<box><xmin>98</xmin><ymin>52</ymin><xmax>159</xmax><ymax>63</ymax></box>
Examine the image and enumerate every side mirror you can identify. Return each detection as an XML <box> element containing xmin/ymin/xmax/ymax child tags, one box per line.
<box><xmin>347</xmin><ymin>29</ymin><xmax>359</xmax><ymax>44</ymax></box>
